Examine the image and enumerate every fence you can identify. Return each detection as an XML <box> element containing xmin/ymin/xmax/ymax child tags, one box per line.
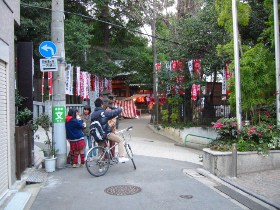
<box><xmin>193</xmin><ymin>104</ymin><xmax>231</xmax><ymax>125</ymax></box>
<box><xmin>15</xmin><ymin>124</ymin><xmax>33</xmax><ymax>180</ymax></box>
<box><xmin>33</xmin><ymin>101</ymin><xmax>84</xmax><ymax>120</ymax></box>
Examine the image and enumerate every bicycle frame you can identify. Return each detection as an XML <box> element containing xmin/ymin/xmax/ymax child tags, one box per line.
<box><xmin>85</xmin><ymin>126</ymin><xmax>135</xmax><ymax>177</ymax></box>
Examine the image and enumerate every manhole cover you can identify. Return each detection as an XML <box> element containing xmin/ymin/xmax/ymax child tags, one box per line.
<box><xmin>105</xmin><ymin>185</ymin><xmax>142</xmax><ymax>196</ymax></box>
<box><xmin>180</xmin><ymin>195</ymin><xmax>193</xmax><ymax>199</ymax></box>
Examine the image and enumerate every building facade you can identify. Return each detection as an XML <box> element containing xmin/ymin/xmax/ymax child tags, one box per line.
<box><xmin>0</xmin><ymin>0</ymin><xmax>20</xmax><ymax>198</ymax></box>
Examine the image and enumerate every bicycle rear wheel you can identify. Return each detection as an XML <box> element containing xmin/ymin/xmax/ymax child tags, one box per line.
<box><xmin>86</xmin><ymin>146</ymin><xmax>110</xmax><ymax>177</ymax></box>
<box><xmin>125</xmin><ymin>143</ymin><xmax>136</xmax><ymax>170</ymax></box>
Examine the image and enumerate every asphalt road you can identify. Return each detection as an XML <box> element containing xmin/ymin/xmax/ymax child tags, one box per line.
<box><xmin>29</xmin><ymin>115</ymin><xmax>247</xmax><ymax>210</ymax></box>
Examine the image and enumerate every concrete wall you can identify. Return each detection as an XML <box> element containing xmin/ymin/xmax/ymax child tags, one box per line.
<box><xmin>149</xmin><ymin>125</ymin><xmax>217</xmax><ymax>150</ymax></box>
<box><xmin>203</xmin><ymin>148</ymin><xmax>280</xmax><ymax>177</ymax></box>
<box><xmin>0</xmin><ymin>0</ymin><xmax>20</xmax><ymax>186</ymax></box>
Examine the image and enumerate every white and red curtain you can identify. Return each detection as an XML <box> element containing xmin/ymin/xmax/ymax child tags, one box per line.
<box><xmin>113</xmin><ymin>100</ymin><xmax>137</xmax><ymax>118</ymax></box>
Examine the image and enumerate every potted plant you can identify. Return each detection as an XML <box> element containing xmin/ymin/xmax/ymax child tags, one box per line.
<box><xmin>34</xmin><ymin>113</ymin><xmax>58</xmax><ymax>172</ymax></box>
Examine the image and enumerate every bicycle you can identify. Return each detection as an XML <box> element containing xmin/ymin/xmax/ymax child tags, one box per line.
<box><xmin>85</xmin><ymin>126</ymin><xmax>136</xmax><ymax>177</ymax></box>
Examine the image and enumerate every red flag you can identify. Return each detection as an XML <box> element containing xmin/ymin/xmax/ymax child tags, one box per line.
<box><xmin>172</xmin><ymin>61</ymin><xmax>178</xmax><ymax>71</ymax></box>
<box><xmin>225</xmin><ymin>63</ymin><xmax>231</xmax><ymax>94</ymax></box>
<box><xmin>42</xmin><ymin>72</ymin><xmax>45</xmax><ymax>96</ymax></box>
<box><xmin>191</xmin><ymin>84</ymin><xmax>200</xmax><ymax>101</ymax></box>
<box><xmin>193</xmin><ymin>59</ymin><xmax>201</xmax><ymax>78</ymax></box>
<box><xmin>48</xmin><ymin>72</ymin><xmax>53</xmax><ymax>96</ymax></box>
<box><xmin>177</xmin><ymin>60</ymin><xmax>183</xmax><ymax>70</ymax></box>
<box><xmin>155</xmin><ymin>63</ymin><xmax>161</xmax><ymax>71</ymax></box>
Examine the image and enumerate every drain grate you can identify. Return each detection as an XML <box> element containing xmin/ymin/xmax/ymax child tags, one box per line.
<box><xmin>215</xmin><ymin>185</ymin><xmax>270</xmax><ymax>210</ymax></box>
<box><xmin>180</xmin><ymin>195</ymin><xmax>193</xmax><ymax>199</ymax></box>
<box><xmin>26</xmin><ymin>170</ymin><xmax>48</xmax><ymax>184</ymax></box>
<box><xmin>105</xmin><ymin>185</ymin><xmax>142</xmax><ymax>196</ymax></box>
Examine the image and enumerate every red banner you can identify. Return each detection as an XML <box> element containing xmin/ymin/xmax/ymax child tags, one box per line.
<box><xmin>48</xmin><ymin>72</ymin><xmax>53</xmax><ymax>96</ymax></box>
<box><xmin>155</xmin><ymin>63</ymin><xmax>161</xmax><ymax>71</ymax></box>
<box><xmin>225</xmin><ymin>63</ymin><xmax>231</xmax><ymax>95</ymax></box>
<box><xmin>171</xmin><ymin>61</ymin><xmax>177</xmax><ymax>71</ymax></box>
<box><xmin>191</xmin><ymin>84</ymin><xmax>200</xmax><ymax>101</ymax></box>
<box><xmin>41</xmin><ymin>72</ymin><xmax>45</xmax><ymax>96</ymax></box>
<box><xmin>193</xmin><ymin>59</ymin><xmax>201</xmax><ymax>79</ymax></box>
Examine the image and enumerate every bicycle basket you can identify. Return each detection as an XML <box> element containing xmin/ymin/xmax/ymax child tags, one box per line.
<box><xmin>122</xmin><ymin>130</ymin><xmax>131</xmax><ymax>142</ymax></box>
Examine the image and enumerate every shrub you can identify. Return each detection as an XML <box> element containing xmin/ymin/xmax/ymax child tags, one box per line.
<box><xmin>211</xmin><ymin>117</ymin><xmax>280</xmax><ymax>153</ymax></box>
<box><xmin>212</xmin><ymin>118</ymin><xmax>237</xmax><ymax>141</ymax></box>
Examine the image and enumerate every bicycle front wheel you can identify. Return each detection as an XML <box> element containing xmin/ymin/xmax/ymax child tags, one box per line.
<box><xmin>125</xmin><ymin>143</ymin><xmax>136</xmax><ymax>170</ymax></box>
<box><xmin>86</xmin><ymin>146</ymin><xmax>110</xmax><ymax>177</ymax></box>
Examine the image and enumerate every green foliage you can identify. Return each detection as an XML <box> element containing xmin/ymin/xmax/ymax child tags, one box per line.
<box><xmin>17</xmin><ymin>0</ymin><xmax>153</xmax><ymax>85</ymax></box>
<box><xmin>212</xmin><ymin>117</ymin><xmax>237</xmax><ymax>141</ymax></box>
<box><xmin>15</xmin><ymin>91</ymin><xmax>26</xmax><ymax>107</ymax></box>
<box><xmin>15</xmin><ymin>91</ymin><xmax>32</xmax><ymax>126</ymax></box>
<box><xmin>161</xmin><ymin>109</ymin><xmax>169</xmax><ymax>123</ymax></box>
<box><xmin>215</xmin><ymin>0</ymin><xmax>251</xmax><ymax>33</ymax></box>
<box><xmin>34</xmin><ymin>113</ymin><xmax>51</xmax><ymax>131</ymax></box>
<box><xmin>64</xmin><ymin>16</ymin><xmax>92</xmax><ymax>68</ymax></box>
<box><xmin>160</xmin><ymin>95</ymin><xmax>183</xmax><ymax>125</ymax></box>
<box><xmin>16</xmin><ymin>108</ymin><xmax>33</xmax><ymax>126</ymax></box>
<box><xmin>228</xmin><ymin>44</ymin><xmax>275</xmax><ymax>113</ymax></box>
<box><xmin>211</xmin><ymin>117</ymin><xmax>280</xmax><ymax>153</ymax></box>
<box><xmin>34</xmin><ymin>113</ymin><xmax>57</xmax><ymax>158</ymax></box>
<box><xmin>236</xmin><ymin>139</ymin><xmax>257</xmax><ymax>152</ymax></box>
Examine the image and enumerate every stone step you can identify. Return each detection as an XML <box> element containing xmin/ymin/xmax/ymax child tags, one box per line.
<box><xmin>4</xmin><ymin>192</ymin><xmax>31</xmax><ymax>210</ymax></box>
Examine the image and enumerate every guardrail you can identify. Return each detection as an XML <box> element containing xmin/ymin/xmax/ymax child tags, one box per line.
<box><xmin>184</xmin><ymin>134</ymin><xmax>215</xmax><ymax>147</ymax></box>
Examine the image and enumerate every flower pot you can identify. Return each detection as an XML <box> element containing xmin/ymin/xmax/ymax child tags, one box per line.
<box><xmin>44</xmin><ymin>157</ymin><xmax>57</xmax><ymax>172</ymax></box>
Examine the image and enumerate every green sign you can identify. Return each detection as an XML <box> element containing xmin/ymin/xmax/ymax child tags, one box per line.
<box><xmin>52</xmin><ymin>106</ymin><xmax>65</xmax><ymax>123</ymax></box>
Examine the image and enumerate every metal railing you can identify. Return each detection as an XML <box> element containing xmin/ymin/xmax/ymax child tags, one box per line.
<box><xmin>184</xmin><ymin>134</ymin><xmax>215</xmax><ymax>147</ymax></box>
<box><xmin>33</xmin><ymin>101</ymin><xmax>84</xmax><ymax>120</ymax></box>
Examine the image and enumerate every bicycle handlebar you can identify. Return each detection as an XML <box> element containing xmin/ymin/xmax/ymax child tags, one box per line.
<box><xmin>116</xmin><ymin>126</ymin><xmax>133</xmax><ymax>134</ymax></box>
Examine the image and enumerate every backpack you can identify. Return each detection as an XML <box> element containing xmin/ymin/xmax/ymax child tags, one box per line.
<box><xmin>90</xmin><ymin>118</ymin><xmax>107</xmax><ymax>142</ymax></box>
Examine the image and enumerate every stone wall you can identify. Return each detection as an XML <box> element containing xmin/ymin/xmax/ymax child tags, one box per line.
<box><xmin>203</xmin><ymin>148</ymin><xmax>280</xmax><ymax>177</ymax></box>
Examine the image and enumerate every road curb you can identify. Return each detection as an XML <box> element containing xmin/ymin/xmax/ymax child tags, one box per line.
<box><xmin>197</xmin><ymin>168</ymin><xmax>279</xmax><ymax>210</ymax></box>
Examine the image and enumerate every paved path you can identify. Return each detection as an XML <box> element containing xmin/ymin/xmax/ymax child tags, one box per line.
<box><xmin>223</xmin><ymin>169</ymin><xmax>280</xmax><ymax>209</ymax></box>
<box><xmin>28</xmin><ymin>115</ymin><xmax>251</xmax><ymax>210</ymax></box>
<box><xmin>120</xmin><ymin>115</ymin><xmax>203</xmax><ymax>164</ymax></box>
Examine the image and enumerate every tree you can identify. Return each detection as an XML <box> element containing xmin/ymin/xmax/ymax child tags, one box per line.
<box><xmin>215</xmin><ymin>0</ymin><xmax>276</xmax><ymax>120</ymax></box>
<box><xmin>64</xmin><ymin>16</ymin><xmax>92</xmax><ymax>69</ymax></box>
<box><xmin>228</xmin><ymin>44</ymin><xmax>275</xmax><ymax>118</ymax></box>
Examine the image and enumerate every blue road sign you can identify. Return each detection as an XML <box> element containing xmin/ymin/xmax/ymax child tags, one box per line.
<box><xmin>39</xmin><ymin>41</ymin><xmax>57</xmax><ymax>58</ymax></box>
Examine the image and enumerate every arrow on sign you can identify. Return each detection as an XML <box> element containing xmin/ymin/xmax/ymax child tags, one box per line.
<box><xmin>41</xmin><ymin>44</ymin><xmax>54</xmax><ymax>56</ymax></box>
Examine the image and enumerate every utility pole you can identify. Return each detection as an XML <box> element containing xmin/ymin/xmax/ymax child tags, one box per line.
<box><xmin>232</xmin><ymin>0</ymin><xmax>242</xmax><ymax>130</ymax></box>
<box><xmin>152</xmin><ymin>0</ymin><xmax>159</xmax><ymax>124</ymax></box>
<box><xmin>51</xmin><ymin>0</ymin><xmax>66</xmax><ymax>168</ymax></box>
<box><xmin>274</xmin><ymin>0</ymin><xmax>280</xmax><ymax>126</ymax></box>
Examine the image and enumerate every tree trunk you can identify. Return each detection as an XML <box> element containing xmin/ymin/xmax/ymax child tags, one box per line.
<box><xmin>99</xmin><ymin>3</ymin><xmax>110</xmax><ymax>48</ymax></box>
